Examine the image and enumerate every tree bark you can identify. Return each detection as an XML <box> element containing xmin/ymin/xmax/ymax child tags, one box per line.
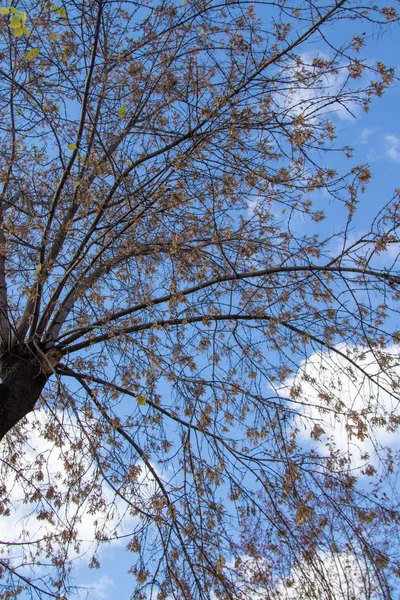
<box><xmin>0</xmin><ymin>351</ymin><xmax>47</xmax><ymax>441</ymax></box>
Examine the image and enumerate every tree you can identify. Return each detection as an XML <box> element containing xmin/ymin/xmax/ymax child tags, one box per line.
<box><xmin>0</xmin><ymin>0</ymin><xmax>399</xmax><ymax>597</ymax></box>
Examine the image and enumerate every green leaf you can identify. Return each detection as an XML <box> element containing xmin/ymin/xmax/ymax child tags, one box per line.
<box><xmin>136</xmin><ymin>395</ymin><xmax>147</xmax><ymax>406</ymax></box>
<box><xmin>118</xmin><ymin>104</ymin><xmax>127</xmax><ymax>119</ymax></box>
<box><xmin>9</xmin><ymin>6</ymin><xmax>20</xmax><ymax>15</ymax></box>
<box><xmin>67</xmin><ymin>143</ymin><xmax>77</xmax><ymax>150</ymax></box>
<box><xmin>26</xmin><ymin>47</ymin><xmax>39</xmax><ymax>60</ymax></box>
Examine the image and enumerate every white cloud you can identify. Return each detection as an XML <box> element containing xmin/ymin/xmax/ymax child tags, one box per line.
<box><xmin>0</xmin><ymin>409</ymin><xmax>159</xmax><ymax>583</ymax></box>
<box><xmin>76</xmin><ymin>575</ymin><xmax>115</xmax><ymax>599</ymax></box>
<box><xmin>0</xmin><ymin>417</ymin><xmax>125</xmax><ymax>556</ymax></box>
<box><xmin>223</xmin><ymin>552</ymin><xmax>382</xmax><ymax>599</ymax></box>
<box><xmin>282</xmin><ymin>345</ymin><xmax>400</xmax><ymax>469</ymax></box>
<box><xmin>275</xmin><ymin>552</ymin><xmax>382</xmax><ymax>600</ymax></box>
<box><xmin>360</xmin><ymin>127</ymin><xmax>376</xmax><ymax>143</ymax></box>
<box><xmin>275</xmin><ymin>53</ymin><xmax>360</xmax><ymax>122</ymax></box>
<box><xmin>247</xmin><ymin>196</ymin><xmax>260</xmax><ymax>216</ymax></box>
<box><xmin>385</xmin><ymin>134</ymin><xmax>400</xmax><ymax>162</ymax></box>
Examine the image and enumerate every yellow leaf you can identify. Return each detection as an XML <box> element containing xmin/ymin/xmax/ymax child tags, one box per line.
<box><xmin>19</xmin><ymin>11</ymin><xmax>26</xmax><ymax>23</ymax></box>
<box><xmin>0</xmin><ymin>7</ymin><xmax>10</xmax><ymax>15</ymax></box>
<box><xmin>67</xmin><ymin>143</ymin><xmax>77</xmax><ymax>150</ymax></box>
<box><xmin>73</xmin><ymin>180</ymin><xmax>81</xmax><ymax>187</ymax></box>
<box><xmin>8</xmin><ymin>13</ymin><xmax>19</xmax><ymax>27</ymax></box>
<box><xmin>51</xmin><ymin>5</ymin><xmax>66</xmax><ymax>18</ymax></box>
<box><xmin>9</xmin><ymin>6</ymin><xmax>20</xmax><ymax>15</ymax></box>
<box><xmin>13</xmin><ymin>25</ymin><xmax>25</xmax><ymax>37</ymax></box>
<box><xmin>136</xmin><ymin>395</ymin><xmax>147</xmax><ymax>406</ymax></box>
<box><xmin>26</xmin><ymin>47</ymin><xmax>39</xmax><ymax>60</ymax></box>
<box><xmin>33</xmin><ymin>263</ymin><xmax>42</xmax><ymax>277</ymax></box>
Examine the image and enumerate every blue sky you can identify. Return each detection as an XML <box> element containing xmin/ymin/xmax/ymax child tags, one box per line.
<box><xmin>71</xmin><ymin>40</ymin><xmax>400</xmax><ymax>597</ymax></box>
<box><xmin>1</xmin><ymin>3</ymin><xmax>400</xmax><ymax>599</ymax></box>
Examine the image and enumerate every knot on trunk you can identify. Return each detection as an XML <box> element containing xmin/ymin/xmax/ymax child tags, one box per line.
<box><xmin>40</xmin><ymin>347</ymin><xmax>63</xmax><ymax>375</ymax></box>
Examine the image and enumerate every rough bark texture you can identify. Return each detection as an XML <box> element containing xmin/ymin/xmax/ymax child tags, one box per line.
<box><xmin>0</xmin><ymin>350</ymin><xmax>47</xmax><ymax>441</ymax></box>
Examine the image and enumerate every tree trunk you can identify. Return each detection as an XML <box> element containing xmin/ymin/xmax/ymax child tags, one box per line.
<box><xmin>0</xmin><ymin>351</ymin><xmax>47</xmax><ymax>441</ymax></box>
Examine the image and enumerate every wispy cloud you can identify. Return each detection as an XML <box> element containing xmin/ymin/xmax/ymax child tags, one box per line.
<box><xmin>385</xmin><ymin>134</ymin><xmax>400</xmax><ymax>162</ymax></box>
<box><xmin>275</xmin><ymin>52</ymin><xmax>360</xmax><ymax>122</ymax></box>
<box><xmin>359</xmin><ymin>127</ymin><xmax>375</xmax><ymax>144</ymax></box>
<box><xmin>78</xmin><ymin>575</ymin><xmax>115</xmax><ymax>599</ymax></box>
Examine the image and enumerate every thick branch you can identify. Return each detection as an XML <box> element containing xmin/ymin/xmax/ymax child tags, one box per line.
<box><xmin>58</xmin><ymin>263</ymin><xmax>399</xmax><ymax>348</ymax></box>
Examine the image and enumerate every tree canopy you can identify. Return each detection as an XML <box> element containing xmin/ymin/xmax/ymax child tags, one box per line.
<box><xmin>0</xmin><ymin>0</ymin><xmax>399</xmax><ymax>598</ymax></box>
